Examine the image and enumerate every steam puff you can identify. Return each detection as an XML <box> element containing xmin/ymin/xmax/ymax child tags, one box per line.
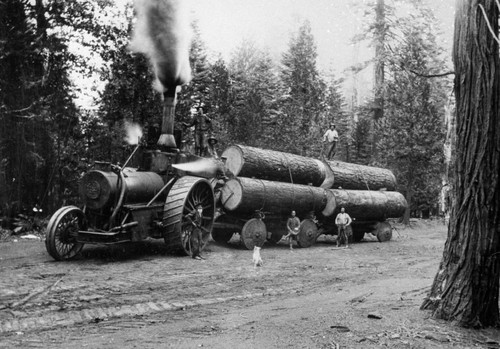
<box><xmin>130</xmin><ymin>0</ymin><xmax>192</xmax><ymax>91</ymax></box>
<box><xmin>124</xmin><ymin>121</ymin><xmax>143</xmax><ymax>145</ymax></box>
<box><xmin>173</xmin><ymin>158</ymin><xmax>219</xmax><ymax>176</ymax></box>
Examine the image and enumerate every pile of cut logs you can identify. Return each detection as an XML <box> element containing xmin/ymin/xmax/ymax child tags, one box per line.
<box><xmin>213</xmin><ymin>145</ymin><xmax>407</xmax><ymax>249</ymax></box>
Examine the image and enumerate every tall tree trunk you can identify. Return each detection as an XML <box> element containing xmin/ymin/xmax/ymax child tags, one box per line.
<box><xmin>371</xmin><ymin>0</ymin><xmax>385</xmax><ymax>162</ymax></box>
<box><xmin>421</xmin><ymin>0</ymin><xmax>500</xmax><ymax>327</ymax></box>
<box><xmin>403</xmin><ymin>162</ymin><xmax>413</xmax><ymax>225</ymax></box>
<box><xmin>373</xmin><ymin>0</ymin><xmax>385</xmax><ymax>120</ymax></box>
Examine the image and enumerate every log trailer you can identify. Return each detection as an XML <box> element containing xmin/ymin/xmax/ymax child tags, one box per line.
<box><xmin>211</xmin><ymin>145</ymin><xmax>408</xmax><ymax>250</ymax></box>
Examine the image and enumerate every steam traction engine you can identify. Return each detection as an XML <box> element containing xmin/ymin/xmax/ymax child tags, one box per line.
<box><xmin>45</xmin><ymin>80</ymin><xmax>216</xmax><ymax>261</ymax></box>
<box><xmin>45</xmin><ymin>145</ymin><xmax>216</xmax><ymax>261</ymax></box>
<box><xmin>44</xmin><ymin>144</ymin><xmax>216</xmax><ymax>261</ymax></box>
<box><xmin>45</xmin><ymin>0</ymin><xmax>222</xmax><ymax>261</ymax></box>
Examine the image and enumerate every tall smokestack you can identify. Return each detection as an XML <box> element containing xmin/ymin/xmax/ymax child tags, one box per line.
<box><xmin>130</xmin><ymin>0</ymin><xmax>192</xmax><ymax>148</ymax></box>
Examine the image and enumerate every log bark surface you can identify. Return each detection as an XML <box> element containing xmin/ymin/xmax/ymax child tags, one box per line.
<box><xmin>222</xmin><ymin>145</ymin><xmax>397</xmax><ymax>191</ymax></box>
<box><xmin>222</xmin><ymin>145</ymin><xmax>327</xmax><ymax>186</ymax></box>
<box><xmin>325</xmin><ymin>189</ymin><xmax>407</xmax><ymax>222</ymax></box>
<box><xmin>220</xmin><ymin>177</ymin><xmax>328</xmax><ymax>216</ymax></box>
<box><xmin>326</xmin><ymin>160</ymin><xmax>397</xmax><ymax>191</ymax></box>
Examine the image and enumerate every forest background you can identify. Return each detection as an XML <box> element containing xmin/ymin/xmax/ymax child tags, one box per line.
<box><xmin>0</xmin><ymin>0</ymin><xmax>453</xmax><ymax>228</ymax></box>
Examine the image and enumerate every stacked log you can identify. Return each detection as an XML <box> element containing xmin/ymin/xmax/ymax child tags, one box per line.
<box><xmin>221</xmin><ymin>145</ymin><xmax>397</xmax><ymax>190</ymax></box>
<box><xmin>220</xmin><ymin>177</ymin><xmax>333</xmax><ymax>216</ymax></box>
<box><xmin>326</xmin><ymin>160</ymin><xmax>396</xmax><ymax>191</ymax></box>
<box><xmin>222</xmin><ymin>145</ymin><xmax>326</xmax><ymax>186</ymax></box>
<box><xmin>326</xmin><ymin>189</ymin><xmax>406</xmax><ymax>221</ymax></box>
<box><xmin>215</xmin><ymin>145</ymin><xmax>407</xmax><ymax>248</ymax></box>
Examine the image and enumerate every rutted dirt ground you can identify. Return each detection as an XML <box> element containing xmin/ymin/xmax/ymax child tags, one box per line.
<box><xmin>1</xmin><ymin>220</ymin><xmax>500</xmax><ymax>348</ymax></box>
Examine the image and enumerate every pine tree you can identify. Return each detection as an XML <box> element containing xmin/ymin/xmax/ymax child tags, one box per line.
<box><xmin>279</xmin><ymin>20</ymin><xmax>327</xmax><ymax>156</ymax></box>
<box><xmin>227</xmin><ymin>39</ymin><xmax>280</xmax><ymax>147</ymax></box>
<box><xmin>377</xmin><ymin>3</ymin><xmax>449</xmax><ymax>223</ymax></box>
<box><xmin>0</xmin><ymin>0</ymin><xmax>84</xmax><ymax>214</ymax></box>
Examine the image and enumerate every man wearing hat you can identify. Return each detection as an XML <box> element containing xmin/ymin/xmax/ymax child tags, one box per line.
<box><xmin>206</xmin><ymin>135</ymin><xmax>219</xmax><ymax>159</ymax></box>
<box><xmin>323</xmin><ymin>123</ymin><xmax>339</xmax><ymax>160</ymax></box>
<box><xmin>182</xmin><ymin>106</ymin><xmax>212</xmax><ymax>157</ymax></box>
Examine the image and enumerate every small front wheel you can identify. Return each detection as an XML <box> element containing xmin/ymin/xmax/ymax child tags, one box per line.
<box><xmin>45</xmin><ymin>206</ymin><xmax>85</xmax><ymax>261</ymax></box>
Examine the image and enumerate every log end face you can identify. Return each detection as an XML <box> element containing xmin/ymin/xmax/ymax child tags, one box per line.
<box><xmin>221</xmin><ymin>146</ymin><xmax>244</xmax><ymax>177</ymax></box>
<box><xmin>220</xmin><ymin>178</ymin><xmax>242</xmax><ymax>211</ymax></box>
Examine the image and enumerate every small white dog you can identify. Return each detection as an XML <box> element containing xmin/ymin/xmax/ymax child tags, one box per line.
<box><xmin>253</xmin><ymin>246</ymin><xmax>263</xmax><ymax>267</ymax></box>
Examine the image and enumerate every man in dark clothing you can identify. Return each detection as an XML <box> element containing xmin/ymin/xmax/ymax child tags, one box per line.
<box><xmin>284</xmin><ymin>210</ymin><xmax>301</xmax><ymax>251</ymax></box>
<box><xmin>183</xmin><ymin>107</ymin><xmax>212</xmax><ymax>157</ymax></box>
<box><xmin>206</xmin><ymin>135</ymin><xmax>219</xmax><ymax>159</ymax></box>
<box><xmin>186</xmin><ymin>204</ymin><xmax>205</xmax><ymax>259</ymax></box>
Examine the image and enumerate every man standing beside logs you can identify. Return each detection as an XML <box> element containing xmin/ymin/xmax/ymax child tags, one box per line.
<box><xmin>284</xmin><ymin>210</ymin><xmax>300</xmax><ymax>251</ymax></box>
<box><xmin>335</xmin><ymin>207</ymin><xmax>352</xmax><ymax>248</ymax></box>
<box><xmin>322</xmin><ymin>123</ymin><xmax>339</xmax><ymax>160</ymax></box>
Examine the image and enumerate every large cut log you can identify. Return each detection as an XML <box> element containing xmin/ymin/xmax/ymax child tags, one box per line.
<box><xmin>222</xmin><ymin>145</ymin><xmax>397</xmax><ymax>190</ymax></box>
<box><xmin>327</xmin><ymin>160</ymin><xmax>397</xmax><ymax>191</ymax></box>
<box><xmin>325</xmin><ymin>189</ymin><xmax>407</xmax><ymax>221</ymax></box>
<box><xmin>222</xmin><ymin>145</ymin><xmax>328</xmax><ymax>187</ymax></box>
<box><xmin>220</xmin><ymin>177</ymin><xmax>332</xmax><ymax>216</ymax></box>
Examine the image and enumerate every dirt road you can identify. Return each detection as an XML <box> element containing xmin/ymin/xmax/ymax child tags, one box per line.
<box><xmin>0</xmin><ymin>220</ymin><xmax>499</xmax><ymax>348</ymax></box>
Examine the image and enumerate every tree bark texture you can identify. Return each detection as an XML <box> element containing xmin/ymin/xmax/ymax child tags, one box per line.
<box><xmin>222</xmin><ymin>145</ymin><xmax>327</xmax><ymax>186</ymax></box>
<box><xmin>220</xmin><ymin>177</ymin><xmax>331</xmax><ymax>217</ymax></box>
<box><xmin>324</xmin><ymin>189</ymin><xmax>407</xmax><ymax>222</ymax></box>
<box><xmin>220</xmin><ymin>176</ymin><xmax>406</xmax><ymax>223</ymax></box>
<box><xmin>421</xmin><ymin>0</ymin><xmax>500</xmax><ymax>327</ymax></box>
<box><xmin>326</xmin><ymin>160</ymin><xmax>397</xmax><ymax>191</ymax></box>
<box><xmin>222</xmin><ymin>145</ymin><xmax>397</xmax><ymax>190</ymax></box>
<box><xmin>374</xmin><ymin>0</ymin><xmax>385</xmax><ymax>121</ymax></box>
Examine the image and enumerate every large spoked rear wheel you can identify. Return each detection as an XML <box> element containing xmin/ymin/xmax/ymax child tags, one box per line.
<box><xmin>163</xmin><ymin>176</ymin><xmax>215</xmax><ymax>256</ymax></box>
<box><xmin>45</xmin><ymin>206</ymin><xmax>85</xmax><ymax>261</ymax></box>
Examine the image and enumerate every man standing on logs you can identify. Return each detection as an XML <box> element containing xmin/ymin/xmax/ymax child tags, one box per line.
<box><xmin>284</xmin><ymin>210</ymin><xmax>301</xmax><ymax>251</ymax></box>
<box><xmin>335</xmin><ymin>207</ymin><xmax>352</xmax><ymax>248</ymax></box>
<box><xmin>322</xmin><ymin>123</ymin><xmax>339</xmax><ymax>160</ymax></box>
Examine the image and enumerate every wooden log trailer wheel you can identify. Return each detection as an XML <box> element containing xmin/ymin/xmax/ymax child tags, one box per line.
<box><xmin>297</xmin><ymin>219</ymin><xmax>319</xmax><ymax>248</ymax></box>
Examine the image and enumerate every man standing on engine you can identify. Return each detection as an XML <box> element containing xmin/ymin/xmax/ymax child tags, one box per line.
<box><xmin>206</xmin><ymin>135</ymin><xmax>219</xmax><ymax>159</ymax></box>
<box><xmin>183</xmin><ymin>106</ymin><xmax>212</xmax><ymax>157</ymax></box>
